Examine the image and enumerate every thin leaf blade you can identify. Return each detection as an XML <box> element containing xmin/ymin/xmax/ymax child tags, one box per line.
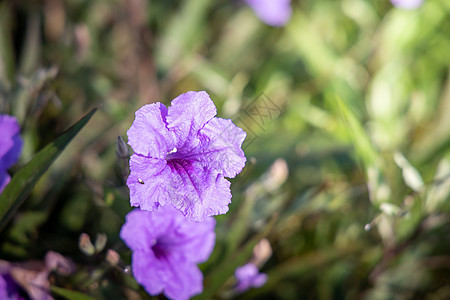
<box><xmin>0</xmin><ymin>108</ymin><xmax>98</xmax><ymax>230</ymax></box>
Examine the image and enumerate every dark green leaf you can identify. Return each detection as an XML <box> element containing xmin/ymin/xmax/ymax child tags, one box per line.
<box><xmin>0</xmin><ymin>108</ymin><xmax>98</xmax><ymax>231</ymax></box>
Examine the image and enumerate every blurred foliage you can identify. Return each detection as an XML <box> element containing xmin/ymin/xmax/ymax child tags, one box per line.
<box><xmin>0</xmin><ymin>0</ymin><xmax>449</xmax><ymax>299</ymax></box>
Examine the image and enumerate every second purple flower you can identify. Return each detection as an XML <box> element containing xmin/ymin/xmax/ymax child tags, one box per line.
<box><xmin>127</xmin><ymin>91</ymin><xmax>246</xmax><ymax>221</ymax></box>
<box><xmin>120</xmin><ymin>207</ymin><xmax>216</xmax><ymax>300</ymax></box>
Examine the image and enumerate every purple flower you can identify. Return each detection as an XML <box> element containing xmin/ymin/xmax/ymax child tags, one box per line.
<box><xmin>120</xmin><ymin>207</ymin><xmax>216</xmax><ymax>300</ymax></box>
<box><xmin>0</xmin><ymin>114</ymin><xmax>23</xmax><ymax>193</ymax></box>
<box><xmin>126</xmin><ymin>91</ymin><xmax>246</xmax><ymax>221</ymax></box>
<box><xmin>0</xmin><ymin>251</ymin><xmax>75</xmax><ymax>300</ymax></box>
<box><xmin>390</xmin><ymin>0</ymin><xmax>424</xmax><ymax>9</ymax></box>
<box><xmin>244</xmin><ymin>0</ymin><xmax>292</xmax><ymax>27</ymax></box>
<box><xmin>235</xmin><ymin>263</ymin><xmax>267</xmax><ymax>293</ymax></box>
<box><xmin>0</xmin><ymin>273</ymin><xmax>25</xmax><ymax>300</ymax></box>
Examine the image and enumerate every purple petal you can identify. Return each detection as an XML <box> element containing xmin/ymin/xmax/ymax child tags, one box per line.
<box><xmin>126</xmin><ymin>91</ymin><xmax>247</xmax><ymax>221</ymax></box>
<box><xmin>25</xmin><ymin>270</ymin><xmax>52</xmax><ymax>300</ymax></box>
<box><xmin>163</xmin><ymin>255</ymin><xmax>203</xmax><ymax>300</ymax></box>
<box><xmin>0</xmin><ymin>274</ymin><xmax>9</xmax><ymax>300</ymax></box>
<box><xmin>198</xmin><ymin>117</ymin><xmax>246</xmax><ymax>178</ymax></box>
<box><xmin>235</xmin><ymin>263</ymin><xmax>268</xmax><ymax>292</ymax></box>
<box><xmin>121</xmin><ymin>207</ymin><xmax>214</xmax><ymax>300</ymax></box>
<box><xmin>122</xmin><ymin>207</ymin><xmax>216</xmax><ymax>262</ymax></box>
<box><xmin>120</xmin><ymin>209</ymin><xmax>168</xmax><ymax>251</ymax></box>
<box><xmin>0</xmin><ymin>172</ymin><xmax>11</xmax><ymax>194</ymax></box>
<box><xmin>390</xmin><ymin>0</ymin><xmax>424</xmax><ymax>9</ymax></box>
<box><xmin>245</xmin><ymin>0</ymin><xmax>291</xmax><ymax>27</ymax></box>
<box><xmin>127</xmin><ymin>155</ymin><xmax>174</xmax><ymax>211</ymax></box>
<box><xmin>161</xmin><ymin>214</ymin><xmax>216</xmax><ymax>264</ymax></box>
<box><xmin>132</xmin><ymin>250</ymin><xmax>203</xmax><ymax>300</ymax></box>
<box><xmin>0</xmin><ymin>274</ymin><xmax>25</xmax><ymax>300</ymax></box>
<box><xmin>166</xmin><ymin>91</ymin><xmax>217</xmax><ymax>152</ymax></box>
<box><xmin>127</xmin><ymin>103</ymin><xmax>175</xmax><ymax>159</ymax></box>
<box><xmin>44</xmin><ymin>251</ymin><xmax>75</xmax><ymax>275</ymax></box>
<box><xmin>252</xmin><ymin>273</ymin><xmax>268</xmax><ymax>288</ymax></box>
<box><xmin>0</xmin><ymin>115</ymin><xmax>22</xmax><ymax>172</ymax></box>
<box><xmin>132</xmin><ymin>251</ymin><xmax>165</xmax><ymax>296</ymax></box>
<box><xmin>168</xmin><ymin>160</ymin><xmax>231</xmax><ymax>221</ymax></box>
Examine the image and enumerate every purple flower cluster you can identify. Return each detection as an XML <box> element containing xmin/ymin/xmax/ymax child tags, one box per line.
<box><xmin>244</xmin><ymin>0</ymin><xmax>292</xmax><ymax>27</ymax></box>
<box><xmin>0</xmin><ymin>115</ymin><xmax>23</xmax><ymax>193</ymax></box>
<box><xmin>126</xmin><ymin>91</ymin><xmax>246</xmax><ymax>221</ymax></box>
<box><xmin>120</xmin><ymin>207</ymin><xmax>216</xmax><ymax>300</ymax></box>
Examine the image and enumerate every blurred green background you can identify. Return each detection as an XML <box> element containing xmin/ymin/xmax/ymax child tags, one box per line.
<box><xmin>1</xmin><ymin>0</ymin><xmax>450</xmax><ymax>299</ymax></box>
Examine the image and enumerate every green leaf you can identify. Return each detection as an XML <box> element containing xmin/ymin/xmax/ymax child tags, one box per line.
<box><xmin>0</xmin><ymin>108</ymin><xmax>98</xmax><ymax>231</ymax></box>
<box><xmin>333</xmin><ymin>96</ymin><xmax>378</xmax><ymax>168</ymax></box>
<box><xmin>51</xmin><ymin>286</ymin><xmax>97</xmax><ymax>300</ymax></box>
<box><xmin>245</xmin><ymin>243</ymin><xmax>366</xmax><ymax>299</ymax></box>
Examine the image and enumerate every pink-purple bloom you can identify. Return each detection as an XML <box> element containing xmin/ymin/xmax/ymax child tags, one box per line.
<box><xmin>390</xmin><ymin>0</ymin><xmax>424</xmax><ymax>9</ymax></box>
<box><xmin>0</xmin><ymin>114</ymin><xmax>23</xmax><ymax>193</ymax></box>
<box><xmin>120</xmin><ymin>207</ymin><xmax>216</xmax><ymax>300</ymax></box>
<box><xmin>244</xmin><ymin>0</ymin><xmax>292</xmax><ymax>27</ymax></box>
<box><xmin>235</xmin><ymin>263</ymin><xmax>267</xmax><ymax>293</ymax></box>
<box><xmin>127</xmin><ymin>91</ymin><xmax>246</xmax><ymax>221</ymax></box>
<box><xmin>0</xmin><ymin>251</ymin><xmax>75</xmax><ymax>300</ymax></box>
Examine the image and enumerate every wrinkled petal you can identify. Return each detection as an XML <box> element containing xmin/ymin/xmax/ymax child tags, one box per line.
<box><xmin>168</xmin><ymin>160</ymin><xmax>231</xmax><ymax>221</ymax></box>
<box><xmin>197</xmin><ymin>117</ymin><xmax>246</xmax><ymax>178</ymax></box>
<box><xmin>245</xmin><ymin>0</ymin><xmax>291</xmax><ymax>27</ymax></box>
<box><xmin>127</xmin><ymin>103</ymin><xmax>175</xmax><ymax>159</ymax></box>
<box><xmin>127</xmin><ymin>155</ymin><xmax>176</xmax><ymax>211</ymax></box>
<box><xmin>126</xmin><ymin>91</ymin><xmax>247</xmax><ymax>221</ymax></box>
<box><xmin>167</xmin><ymin>91</ymin><xmax>217</xmax><ymax>152</ymax></box>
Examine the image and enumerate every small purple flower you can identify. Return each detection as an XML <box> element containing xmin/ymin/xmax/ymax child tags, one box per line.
<box><xmin>0</xmin><ymin>114</ymin><xmax>23</xmax><ymax>193</ymax></box>
<box><xmin>235</xmin><ymin>263</ymin><xmax>267</xmax><ymax>293</ymax></box>
<box><xmin>127</xmin><ymin>91</ymin><xmax>246</xmax><ymax>221</ymax></box>
<box><xmin>390</xmin><ymin>0</ymin><xmax>424</xmax><ymax>9</ymax></box>
<box><xmin>120</xmin><ymin>207</ymin><xmax>216</xmax><ymax>300</ymax></box>
<box><xmin>244</xmin><ymin>0</ymin><xmax>292</xmax><ymax>27</ymax></box>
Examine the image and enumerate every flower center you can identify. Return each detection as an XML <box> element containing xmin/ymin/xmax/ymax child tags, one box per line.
<box><xmin>152</xmin><ymin>243</ymin><xmax>168</xmax><ymax>259</ymax></box>
<box><xmin>166</xmin><ymin>147</ymin><xmax>182</xmax><ymax>160</ymax></box>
